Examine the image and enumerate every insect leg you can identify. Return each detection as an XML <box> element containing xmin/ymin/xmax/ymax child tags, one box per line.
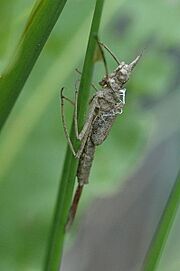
<box><xmin>60</xmin><ymin>95</ymin><xmax>74</xmax><ymax>106</ymax></box>
<box><xmin>60</xmin><ymin>87</ymin><xmax>77</xmax><ymax>156</ymax></box>
<box><xmin>75</xmin><ymin>68</ymin><xmax>98</xmax><ymax>92</ymax></box>
<box><xmin>60</xmin><ymin>87</ymin><xmax>95</xmax><ymax>159</ymax></box>
<box><xmin>74</xmin><ymin>90</ymin><xmax>99</xmax><ymax>142</ymax></box>
<box><xmin>59</xmin><ymin>87</ymin><xmax>75</xmax><ymax>106</ymax></box>
<box><xmin>73</xmin><ymin>86</ymin><xmax>80</xmax><ymax>140</ymax></box>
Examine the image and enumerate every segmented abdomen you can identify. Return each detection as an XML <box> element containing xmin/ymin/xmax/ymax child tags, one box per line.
<box><xmin>91</xmin><ymin>113</ymin><xmax>116</xmax><ymax>145</ymax></box>
<box><xmin>77</xmin><ymin>137</ymin><xmax>95</xmax><ymax>185</ymax></box>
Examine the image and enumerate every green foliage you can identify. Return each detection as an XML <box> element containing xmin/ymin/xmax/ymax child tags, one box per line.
<box><xmin>0</xmin><ymin>0</ymin><xmax>67</xmax><ymax>130</ymax></box>
<box><xmin>44</xmin><ymin>1</ymin><xmax>105</xmax><ymax>270</ymax></box>
<box><xmin>143</xmin><ymin>171</ymin><xmax>180</xmax><ymax>271</ymax></box>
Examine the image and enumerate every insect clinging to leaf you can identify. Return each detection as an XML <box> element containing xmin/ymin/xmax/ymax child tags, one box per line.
<box><xmin>60</xmin><ymin>38</ymin><xmax>142</xmax><ymax>228</ymax></box>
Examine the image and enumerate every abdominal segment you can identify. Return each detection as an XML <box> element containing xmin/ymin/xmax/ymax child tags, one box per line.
<box><xmin>91</xmin><ymin>113</ymin><xmax>116</xmax><ymax>145</ymax></box>
<box><xmin>77</xmin><ymin>138</ymin><xmax>95</xmax><ymax>185</ymax></box>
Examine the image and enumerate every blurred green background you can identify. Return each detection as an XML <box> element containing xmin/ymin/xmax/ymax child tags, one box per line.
<box><xmin>0</xmin><ymin>0</ymin><xmax>180</xmax><ymax>270</ymax></box>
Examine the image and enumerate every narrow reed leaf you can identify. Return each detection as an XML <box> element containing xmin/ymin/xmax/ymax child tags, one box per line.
<box><xmin>0</xmin><ymin>0</ymin><xmax>67</xmax><ymax>131</ymax></box>
<box><xmin>44</xmin><ymin>1</ymin><xmax>105</xmax><ymax>271</ymax></box>
<box><xmin>143</xmin><ymin>170</ymin><xmax>180</xmax><ymax>271</ymax></box>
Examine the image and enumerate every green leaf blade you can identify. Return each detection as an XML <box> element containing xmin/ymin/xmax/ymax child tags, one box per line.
<box><xmin>0</xmin><ymin>0</ymin><xmax>67</xmax><ymax>131</ymax></box>
<box><xmin>44</xmin><ymin>1</ymin><xmax>105</xmax><ymax>270</ymax></box>
<box><xmin>143</xmin><ymin>170</ymin><xmax>180</xmax><ymax>271</ymax></box>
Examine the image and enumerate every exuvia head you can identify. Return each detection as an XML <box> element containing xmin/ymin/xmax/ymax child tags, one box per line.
<box><xmin>114</xmin><ymin>54</ymin><xmax>141</xmax><ymax>85</ymax></box>
<box><xmin>97</xmin><ymin>40</ymin><xmax>143</xmax><ymax>88</ymax></box>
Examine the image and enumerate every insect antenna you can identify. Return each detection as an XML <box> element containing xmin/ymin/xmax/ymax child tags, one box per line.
<box><xmin>98</xmin><ymin>41</ymin><xmax>121</xmax><ymax>65</ymax></box>
<box><xmin>95</xmin><ymin>36</ymin><xmax>109</xmax><ymax>78</ymax></box>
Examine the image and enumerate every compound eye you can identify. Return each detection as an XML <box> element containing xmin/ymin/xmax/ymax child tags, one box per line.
<box><xmin>121</xmin><ymin>68</ymin><xmax>128</xmax><ymax>75</ymax></box>
<box><xmin>119</xmin><ymin>72</ymin><xmax>127</xmax><ymax>82</ymax></box>
<box><xmin>116</xmin><ymin>62</ymin><xmax>125</xmax><ymax>72</ymax></box>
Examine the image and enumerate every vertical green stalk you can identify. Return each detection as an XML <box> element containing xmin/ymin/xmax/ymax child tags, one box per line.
<box><xmin>143</xmin><ymin>170</ymin><xmax>180</xmax><ymax>271</ymax></box>
<box><xmin>44</xmin><ymin>1</ymin><xmax>104</xmax><ymax>271</ymax></box>
<box><xmin>0</xmin><ymin>0</ymin><xmax>67</xmax><ymax>131</ymax></box>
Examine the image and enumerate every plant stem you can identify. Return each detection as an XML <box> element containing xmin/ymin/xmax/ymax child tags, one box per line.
<box><xmin>143</xmin><ymin>170</ymin><xmax>180</xmax><ymax>271</ymax></box>
<box><xmin>0</xmin><ymin>0</ymin><xmax>67</xmax><ymax>131</ymax></box>
<box><xmin>44</xmin><ymin>0</ymin><xmax>104</xmax><ymax>270</ymax></box>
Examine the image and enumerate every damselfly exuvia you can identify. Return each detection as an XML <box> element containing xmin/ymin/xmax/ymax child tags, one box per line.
<box><xmin>61</xmin><ymin>40</ymin><xmax>142</xmax><ymax>228</ymax></box>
